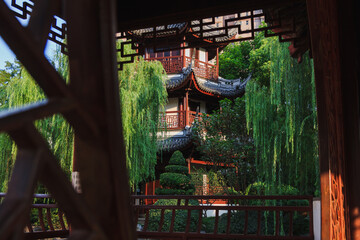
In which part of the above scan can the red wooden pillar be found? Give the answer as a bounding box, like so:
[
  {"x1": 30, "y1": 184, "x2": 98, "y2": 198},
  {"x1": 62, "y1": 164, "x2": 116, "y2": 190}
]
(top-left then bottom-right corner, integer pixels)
[
  {"x1": 153, "y1": 181, "x2": 156, "y2": 195},
  {"x1": 182, "y1": 38, "x2": 186, "y2": 68},
  {"x1": 188, "y1": 158, "x2": 191, "y2": 174},
  {"x1": 185, "y1": 90, "x2": 189, "y2": 126}
]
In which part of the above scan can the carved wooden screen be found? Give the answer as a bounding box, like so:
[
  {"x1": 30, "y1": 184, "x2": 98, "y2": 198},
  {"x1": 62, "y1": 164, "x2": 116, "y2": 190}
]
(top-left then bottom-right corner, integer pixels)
[{"x1": 0, "y1": 0, "x2": 135, "y2": 239}]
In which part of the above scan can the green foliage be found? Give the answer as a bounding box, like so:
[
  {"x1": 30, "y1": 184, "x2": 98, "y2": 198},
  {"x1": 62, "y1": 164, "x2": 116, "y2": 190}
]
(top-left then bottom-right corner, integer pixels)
[
  {"x1": 219, "y1": 41, "x2": 253, "y2": 79},
  {"x1": 248, "y1": 33, "x2": 272, "y2": 87},
  {"x1": 245, "y1": 38, "x2": 320, "y2": 196},
  {"x1": 192, "y1": 98, "x2": 256, "y2": 192},
  {"x1": 218, "y1": 28, "x2": 269, "y2": 81},
  {"x1": 165, "y1": 165, "x2": 188, "y2": 175},
  {"x1": 201, "y1": 29, "x2": 319, "y2": 199},
  {"x1": 169, "y1": 150, "x2": 186, "y2": 165},
  {"x1": 156, "y1": 151, "x2": 194, "y2": 195},
  {"x1": 155, "y1": 188, "x2": 194, "y2": 195},
  {"x1": 191, "y1": 169, "x2": 226, "y2": 195},
  {"x1": 118, "y1": 40, "x2": 168, "y2": 188},
  {"x1": 0, "y1": 133, "x2": 14, "y2": 191},
  {"x1": 0, "y1": 50, "x2": 73, "y2": 193},
  {"x1": 202, "y1": 210, "x2": 309, "y2": 236},
  {"x1": 245, "y1": 182, "x2": 299, "y2": 196},
  {"x1": 148, "y1": 199, "x2": 199, "y2": 232},
  {"x1": 0, "y1": 42, "x2": 167, "y2": 192},
  {"x1": 159, "y1": 173, "x2": 190, "y2": 189}
]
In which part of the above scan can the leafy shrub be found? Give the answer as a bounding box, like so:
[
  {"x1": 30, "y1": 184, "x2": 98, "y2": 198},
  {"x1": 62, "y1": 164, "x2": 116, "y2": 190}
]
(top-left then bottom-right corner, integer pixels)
[
  {"x1": 156, "y1": 151, "x2": 194, "y2": 195},
  {"x1": 245, "y1": 182, "x2": 300, "y2": 196},
  {"x1": 169, "y1": 150, "x2": 186, "y2": 165},
  {"x1": 190, "y1": 169, "x2": 227, "y2": 195},
  {"x1": 165, "y1": 165, "x2": 189, "y2": 175},
  {"x1": 155, "y1": 188, "x2": 194, "y2": 195},
  {"x1": 244, "y1": 182, "x2": 309, "y2": 206},
  {"x1": 202, "y1": 210, "x2": 309, "y2": 236},
  {"x1": 148, "y1": 199, "x2": 200, "y2": 232}
]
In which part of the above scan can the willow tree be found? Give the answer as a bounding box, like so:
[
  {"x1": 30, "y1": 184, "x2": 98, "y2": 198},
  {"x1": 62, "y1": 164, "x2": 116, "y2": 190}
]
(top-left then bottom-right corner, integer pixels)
[
  {"x1": 245, "y1": 37, "x2": 319, "y2": 196},
  {"x1": 118, "y1": 43, "x2": 168, "y2": 188},
  {"x1": 0, "y1": 50, "x2": 73, "y2": 192}
]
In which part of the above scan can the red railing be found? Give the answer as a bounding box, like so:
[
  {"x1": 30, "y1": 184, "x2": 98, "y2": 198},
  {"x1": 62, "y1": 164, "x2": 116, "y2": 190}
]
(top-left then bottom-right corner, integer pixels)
[
  {"x1": 159, "y1": 110, "x2": 202, "y2": 129},
  {"x1": 132, "y1": 195, "x2": 314, "y2": 240},
  {"x1": 159, "y1": 110, "x2": 185, "y2": 129},
  {"x1": 0, "y1": 193, "x2": 69, "y2": 239},
  {"x1": 145, "y1": 55, "x2": 218, "y2": 80},
  {"x1": 193, "y1": 58, "x2": 218, "y2": 80},
  {"x1": 145, "y1": 55, "x2": 185, "y2": 74}
]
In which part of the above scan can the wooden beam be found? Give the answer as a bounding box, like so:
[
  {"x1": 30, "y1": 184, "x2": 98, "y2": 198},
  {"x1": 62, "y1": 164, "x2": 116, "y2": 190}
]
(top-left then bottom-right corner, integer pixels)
[
  {"x1": 116, "y1": 0, "x2": 302, "y2": 32},
  {"x1": 0, "y1": 1, "x2": 70, "y2": 98},
  {"x1": 8, "y1": 123, "x2": 105, "y2": 236},
  {"x1": 66, "y1": 0, "x2": 136, "y2": 238},
  {"x1": 0, "y1": 147, "x2": 43, "y2": 239},
  {"x1": 27, "y1": 0, "x2": 61, "y2": 50},
  {"x1": 0, "y1": 99, "x2": 75, "y2": 132}
]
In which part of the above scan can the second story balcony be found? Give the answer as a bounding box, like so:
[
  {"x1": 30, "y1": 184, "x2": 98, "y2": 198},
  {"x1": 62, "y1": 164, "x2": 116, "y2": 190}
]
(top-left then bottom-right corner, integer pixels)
[
  {"x1": 145, "y1": 48, "x2": 219, "y2": 81},
  {"x1": 159, "y1": 110, "x2": 203, "y2": 130}
]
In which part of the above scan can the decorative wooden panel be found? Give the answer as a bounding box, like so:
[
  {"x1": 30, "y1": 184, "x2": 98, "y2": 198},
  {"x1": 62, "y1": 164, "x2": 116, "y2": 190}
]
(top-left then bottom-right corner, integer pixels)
[
  {"x1": 0, "y1": 0, "x2": 136, "y2": 239},
  {"x1": 9, "y1": 1, "x2": 308, "y2": 70}
]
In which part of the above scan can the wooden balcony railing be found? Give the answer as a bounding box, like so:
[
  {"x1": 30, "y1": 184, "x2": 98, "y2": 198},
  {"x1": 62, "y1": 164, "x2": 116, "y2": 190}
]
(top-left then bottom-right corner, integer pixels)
[
  {"x1": 1, "y1": 193, "x2": 314, "y2": 239},
  {"x1": 193, "y1": 58, "x2": 218, "y2": 80},
  {"x1": 145, "y1": 55, "x2": 185, "y2": 74},
  {"x1": 0, "y1": 193, "x2": 69, "y2": 239},
  {"x1": 145, "y1": 55, "x2": 218, "y2": 80},
  {"x1": 132, "y1": 195, "x2": 314, "y2": 240},
  {"x1": 159, "y1": 110, "x2": 202, "y2": 130}
]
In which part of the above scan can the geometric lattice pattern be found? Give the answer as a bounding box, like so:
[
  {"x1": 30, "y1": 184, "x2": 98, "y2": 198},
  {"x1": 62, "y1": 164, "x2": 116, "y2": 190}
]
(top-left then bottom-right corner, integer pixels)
[
  {"x1": 117, "y1": 3, "x2": 309, "y2": 69},
  {"x1": 10, "y1": 1, "x2": 309, "y2": 70},
  {"x1": 2, "y1": 0, "x2": 135, "y2": 238}
]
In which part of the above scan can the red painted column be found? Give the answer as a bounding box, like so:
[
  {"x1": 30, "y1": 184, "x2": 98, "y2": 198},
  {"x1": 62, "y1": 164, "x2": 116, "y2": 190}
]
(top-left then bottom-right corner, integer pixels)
[
  {"x1": 182, "y1": 39, "x2": 186, "y2": 68},
  {"x1": 185, "y1": 90, "x2": 189, "y2": 126},
  {"x1": 188, "y1": 158, "x2": 191, "y2": 174}
]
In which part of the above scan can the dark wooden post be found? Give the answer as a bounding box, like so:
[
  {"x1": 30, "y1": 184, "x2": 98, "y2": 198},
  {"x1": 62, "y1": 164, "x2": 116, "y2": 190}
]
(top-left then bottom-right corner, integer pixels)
[
  {"x1": 307, "y1": 0, "x2": 360, "y2": 239},
  {"x1": 66, "y1": 0, "x2": 136, "y2": 238}
]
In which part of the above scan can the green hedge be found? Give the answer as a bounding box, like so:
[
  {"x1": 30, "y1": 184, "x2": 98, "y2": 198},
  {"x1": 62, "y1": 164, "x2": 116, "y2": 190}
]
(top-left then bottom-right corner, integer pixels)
[
  {"x1": 165, "y1": 165, "x2": 189, "y2": 175},
  {"x1": 169, "y1": 150, "x2": 186, "y2": 165},
  {"x1": 160, "y1": 173, "x2": 190, "y2": 188},
  {"x1": 202, "y1": 211, "x2": 309, "y2": 236},
  {"x1": 148, "y1": 199, "x2": 200, "y2": 232},
  {"x1": 155, "y1": 188, "x2": 194, "y2": 195},
  {"x1": 156, "y1": 151, "x2": 194, "y2": 195}
]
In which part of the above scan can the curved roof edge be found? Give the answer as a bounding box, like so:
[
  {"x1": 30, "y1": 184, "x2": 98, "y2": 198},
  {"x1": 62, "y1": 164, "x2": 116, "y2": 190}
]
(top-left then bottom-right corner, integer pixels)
[
  {"x1": 157, "y1": 128, "x2": 192, "y2": 153},
  {"x1": 166, "y1": 65, "x2": 251, "y2": 98}
]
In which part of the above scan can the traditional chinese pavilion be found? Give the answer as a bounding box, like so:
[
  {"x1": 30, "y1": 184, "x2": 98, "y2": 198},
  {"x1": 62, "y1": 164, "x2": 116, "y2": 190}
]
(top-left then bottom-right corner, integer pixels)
[{"x1": 131, "y1": 17, "x2": 254, "y2": 196}]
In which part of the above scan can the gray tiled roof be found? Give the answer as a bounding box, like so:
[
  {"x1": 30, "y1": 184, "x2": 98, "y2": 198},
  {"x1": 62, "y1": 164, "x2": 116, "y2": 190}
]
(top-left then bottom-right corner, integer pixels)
[
  {"x1": 157, "y1": 128, "x2": 193, "y2": 152},
  {"x1": 166, "y1": 64, "x2": 251, "y2": 97}
]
